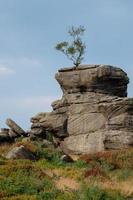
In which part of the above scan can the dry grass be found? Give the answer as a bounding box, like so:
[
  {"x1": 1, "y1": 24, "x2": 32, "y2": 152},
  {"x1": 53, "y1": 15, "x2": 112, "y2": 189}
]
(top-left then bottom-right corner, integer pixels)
[
  {"x1": 82, "y1": 148, "x2": 133, "y2": 198},
  {"x1": 0, "y1": 141, "x2": 132, "y2": 199},
  {"x1": 55, "y1": 177, "x2": 80, "y2": 191},
  {"x1": 99, "y1": 179, "x2": 133, "y2": 196},
  {"x1": 81, "y1": 148, "x2": 133, "y2": 169},
  {"x1": 0, "y1": 143, "x2": 13, "y2": 155}
]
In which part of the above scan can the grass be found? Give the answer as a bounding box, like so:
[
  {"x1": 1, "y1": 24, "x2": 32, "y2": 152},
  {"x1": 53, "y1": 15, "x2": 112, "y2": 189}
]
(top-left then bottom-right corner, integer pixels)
[
  {"x1": 82, "y1": 185, "x2": 125, "y2": 200},
  {"x1": 0, "y1": 140, "x2": 132, "y2": 199}
]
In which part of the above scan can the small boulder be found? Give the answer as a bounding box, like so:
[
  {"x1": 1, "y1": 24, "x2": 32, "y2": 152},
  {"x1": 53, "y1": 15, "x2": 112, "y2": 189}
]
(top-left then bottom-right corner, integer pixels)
[
  {"x1": 5, "y1": 145, "x2": 35, "y2": 160},
  {"x1": 60, "y1": 154, "x2": 74, "y2": 162}
]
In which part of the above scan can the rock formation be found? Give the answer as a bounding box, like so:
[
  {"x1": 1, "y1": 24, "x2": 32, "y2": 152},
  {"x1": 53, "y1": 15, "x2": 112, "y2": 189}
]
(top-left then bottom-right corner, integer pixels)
[
  {"x1": 6, "y1": 118, "x2": 26, "y2": 137},
  {"x1": 0, "y1": 119, "x2": 27, "y2": 143},
  {"x1": 30, "y1": 65, "x2": 133, "y2": 154},
  {"x1": 0, "y1": 128, "x2": 13, "y2": 143}
]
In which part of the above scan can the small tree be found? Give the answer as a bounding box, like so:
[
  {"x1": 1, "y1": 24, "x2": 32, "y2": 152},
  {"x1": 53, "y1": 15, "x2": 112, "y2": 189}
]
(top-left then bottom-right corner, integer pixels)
[{"x1": 55, "y1": 25, "x2": 86, "y2": 67}]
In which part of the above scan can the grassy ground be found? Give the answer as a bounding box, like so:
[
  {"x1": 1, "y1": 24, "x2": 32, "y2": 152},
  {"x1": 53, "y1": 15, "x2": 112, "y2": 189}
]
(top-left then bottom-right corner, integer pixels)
[{"x1": 0, "y1": 140, "x2": 132, "y2": 200}]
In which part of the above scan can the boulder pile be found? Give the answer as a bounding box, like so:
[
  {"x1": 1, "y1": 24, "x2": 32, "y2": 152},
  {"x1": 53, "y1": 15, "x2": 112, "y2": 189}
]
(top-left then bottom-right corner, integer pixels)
[
  {"x1": 0, "y1": 118, "x2": 27, "y2": 143},
  {"x1": 30, "y1": 65, "x2": 133, "y2": 154}
]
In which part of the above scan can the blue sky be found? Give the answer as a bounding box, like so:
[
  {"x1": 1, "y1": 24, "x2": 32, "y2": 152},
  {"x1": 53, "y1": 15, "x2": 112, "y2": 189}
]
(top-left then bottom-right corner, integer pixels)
[{"x1": 0, "y1": 0, "x2": 133, "y2": 130}]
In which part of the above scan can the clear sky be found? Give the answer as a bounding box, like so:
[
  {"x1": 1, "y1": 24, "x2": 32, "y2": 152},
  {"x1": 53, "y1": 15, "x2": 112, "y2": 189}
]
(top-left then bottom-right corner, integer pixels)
[{"x1": 0, "y1": 0, "x2": 133, "y2": 130}]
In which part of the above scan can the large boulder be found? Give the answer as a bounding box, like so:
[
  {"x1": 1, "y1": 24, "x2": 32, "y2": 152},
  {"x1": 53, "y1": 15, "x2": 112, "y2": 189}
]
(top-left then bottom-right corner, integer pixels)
[{"x1": 30, "y1": 65, "x2": 133, "y2": 154}]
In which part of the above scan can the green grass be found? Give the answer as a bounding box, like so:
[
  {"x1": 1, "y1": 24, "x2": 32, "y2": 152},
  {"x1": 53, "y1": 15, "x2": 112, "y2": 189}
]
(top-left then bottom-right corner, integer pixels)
[
  {"x1": 0, "y1": 140, "x2": 132, "y2": 199},
  {"x1": 83, "y1": 186, "x2": 125, "y2": 200}
]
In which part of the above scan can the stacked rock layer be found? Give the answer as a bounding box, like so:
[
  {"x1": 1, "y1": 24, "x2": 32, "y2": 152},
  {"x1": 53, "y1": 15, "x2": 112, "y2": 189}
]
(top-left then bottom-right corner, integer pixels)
[{"x1": 30, "y1": 65, "x2": 133, "y2": 154}]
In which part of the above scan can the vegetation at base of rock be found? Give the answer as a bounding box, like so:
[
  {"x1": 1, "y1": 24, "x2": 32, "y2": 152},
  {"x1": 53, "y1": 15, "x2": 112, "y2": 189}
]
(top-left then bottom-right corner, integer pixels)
[
  {"x1": 55, "y1": 25, "x2": 86, "y2": 67},
  {"x1": 0, "y1": 141, "x2": 132, "y2": 200},
  {"x1": 81, "y1": 149, "x2": 133, "y2": 171}
]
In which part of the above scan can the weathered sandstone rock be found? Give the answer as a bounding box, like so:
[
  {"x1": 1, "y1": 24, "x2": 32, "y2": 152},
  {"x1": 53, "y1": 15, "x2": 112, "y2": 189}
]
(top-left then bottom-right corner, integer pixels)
[
  {"x1": 8, "y1": 129, "x2": 19, "y2": 138},
  {"x1": 30, "y1": 64, "x2": 133, "y2": 154},
  {"x1": 5, "y1": 145, "x2": 35, "y2": 160},
  {"x1": 6, "y1": 118, "x2": 26, "y2": 137},
  {"x1": 0, "y1": 128, "x2": 12, "y2": 143}
]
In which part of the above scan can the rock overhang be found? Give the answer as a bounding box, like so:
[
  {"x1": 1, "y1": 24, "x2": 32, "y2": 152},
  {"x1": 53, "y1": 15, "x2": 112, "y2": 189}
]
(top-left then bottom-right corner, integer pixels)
[
  {"x1": 55, "y1": 65, "x2": 129, "y2": 97},
  {"x1": 30, "y1": 64, "x2": 133, "y2": 154}
]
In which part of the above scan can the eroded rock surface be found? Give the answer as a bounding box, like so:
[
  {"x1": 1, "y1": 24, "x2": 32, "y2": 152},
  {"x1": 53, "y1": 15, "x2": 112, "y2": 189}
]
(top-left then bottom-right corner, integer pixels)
[
  {"x1": 6, "y1": 118, "x2": 26, "y2": 137},
  {"x1": 0, "y1": 119, "x2": 27, "y2": 144},
  {"x1": 0, "y1": 128, "x2": 12, "y2": 143},
  {"x1": 30, "y1": 64, "x2": 133, "y2": 154}
]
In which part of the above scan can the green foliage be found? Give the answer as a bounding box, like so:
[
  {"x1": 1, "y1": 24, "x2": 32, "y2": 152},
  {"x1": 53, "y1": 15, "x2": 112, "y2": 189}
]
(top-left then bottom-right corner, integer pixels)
[
  {"x1": 73, "y1": 159, "x2": 88, "y2": 168},
  {"x1": 55, "y1": 191, "x2": 80, "y2": 200},
  {"x1": 37, "y1": 191, "x2": 57, "y2": 200},
  {"x1": 45, "y1": 131, "x2": 53, "y2": 143},
  {"x1": 35, "y1": 145, "x2": 63, "y2": 164},
  {"x1": 0, "y1": 142, "x2": 132, "y2": 200},
  {"x1": 55, "y1": 25, "x2": 86, "y2": 67},
  {"x1": 0, "y1": 159, "x2": 58, "y2": 199},
  {"x1": 83, "y1": 186, "x2": 126, "y2": 200},
  {"x1": 117, "y1": 168, "x2": 133, "y2": 181}
]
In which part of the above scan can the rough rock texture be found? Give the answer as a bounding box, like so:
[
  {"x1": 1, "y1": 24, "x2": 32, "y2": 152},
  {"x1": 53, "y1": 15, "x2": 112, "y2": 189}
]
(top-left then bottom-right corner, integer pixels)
[
  {"x1": 0, "y1": 128, "x2": 13, "y2": 143},
  {"x1": 5, "y1": 145, "x2": 35, "y2": 160},
  {"x1": 0, "y1": 119, "x2": 28, "y2": 144},
  {"x1": 30, "y1": 64, "x2": 133, "y2": 154},
  {"x1": 0, "y1": 119, "x2": 27, "y2": 144},
  {"x1": 6, "y1": 118, "x2": 26, "y2": 137}
]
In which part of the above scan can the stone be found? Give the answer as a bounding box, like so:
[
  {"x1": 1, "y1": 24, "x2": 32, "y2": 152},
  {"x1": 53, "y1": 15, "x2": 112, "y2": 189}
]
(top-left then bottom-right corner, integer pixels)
[
  {"x1": 8, "y1": 129, "x2": 19, "y2": 138},
  {"x1": 29, "y1": 127, "x2": 46, "y2": 139},
  {"x1": 6, "y1": 118, "x2": 26, "y2": 137},
  {"x1": 30, "y1": 65, "x2": 133, "y2": 154},
  {"x1": 104, "y1": 130, "x2": 133, "y2": 150},
  {"x1": 0, "y1": 130, "x2": 12, "y2": 143},
  {"x1": 30, "y1": 112, "x2": 68, "y2": 138},
  {"x1": 5, "y1": 145, "x2": 35, "y2": 160},
  {"x1": 60, "y1": 132, "x2": 105, "y2": 154},
  {"x1": 67, "y1": 111, "x2": 106, "y2": 136},
  {"x1": 55, "y1": 65, "x2": 129, "y2": 97},
  {"x1": 1, "y1": 128, "x2": 9, "y2": 133},
  {"x1": 60, "y1": 154, "x2": 74, "y2": 162}
]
